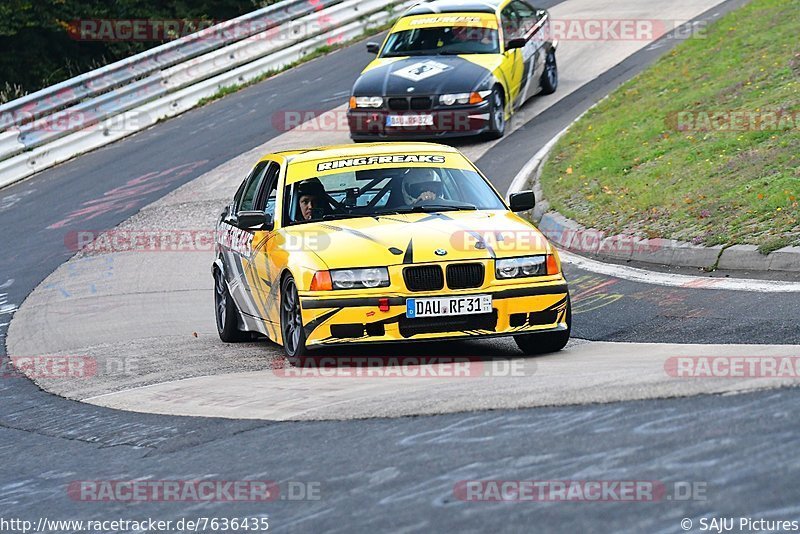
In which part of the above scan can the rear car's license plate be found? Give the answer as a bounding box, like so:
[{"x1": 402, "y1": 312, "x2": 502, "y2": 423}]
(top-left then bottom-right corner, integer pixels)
[
  {"x1": 386, "y1": 114, "x2": 434, "y2": 127},
  {"x1": 406, "y1": 295, "x2": 492, "y2": 318}
]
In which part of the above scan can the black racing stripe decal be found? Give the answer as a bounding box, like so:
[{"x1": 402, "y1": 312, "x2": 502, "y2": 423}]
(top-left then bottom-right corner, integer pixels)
[
  {"x1": 380, "y1": 216, "x2": 413, "y2": 224},
  {"x1": 343, "y1": 227, "x2": 385, "y2": 245},
  {"x1": 303, "y1": 296, "x2": 406, "y2": 310},
  {"x1": 261, "y1": 272, "x2": 283, "y2": 340},
  {"x1": 320, "y1": 223, "x2": 385, "y2": 246},
  {"x1": 466, "y1": 229, "x2": 495, "y2": 259},
  {"x1": 303, "y1": 308, "x2": 342, "y2": 339},
  {"x1": 373, "y1": 312, "x2": 405, "y2": 326},
  {"x1": 545, "y1": 295, "x2": 569, "y2": 311},
  {"x1": 403, "y1": 239, "x2": 414, "y2": 264},
  {"x1": 416, "y1": 212, "x2": 497, "y2": 259},
  {"x1": 302, "y1": 284, "x2": 567, "y2": 311},
  {"x1": 492, "y1": 284, "x2": 569, "y2": 300},
  {"x1": 416, "y1": 213, "x2": 448, "y2": 223},
  {"x1": 227, "y1": 251, "x2": 262, "y2": 320}
]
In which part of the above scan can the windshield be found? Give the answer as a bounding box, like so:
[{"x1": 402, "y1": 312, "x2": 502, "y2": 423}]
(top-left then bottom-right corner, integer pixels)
[
  {"x1": 285, "y1": 166, "x2": 506, "y2": 225},
  {"x1": 381, "y1": 26, "x2": 500, "y2": 57}
]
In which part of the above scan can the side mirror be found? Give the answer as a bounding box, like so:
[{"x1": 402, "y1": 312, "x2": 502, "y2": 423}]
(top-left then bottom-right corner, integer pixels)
[
  {"x1": 505, "y1": 38, "x2": 526, "y2": 51},
  {"x1": 366, "y1": 42, "x2": 380, "y2": 54},
  {"x1": 509, "y1": 190, "x2": 535, "y2": 212},
  {"x1": 237, "y1": 211, "x2": 273, "y2": 230}
]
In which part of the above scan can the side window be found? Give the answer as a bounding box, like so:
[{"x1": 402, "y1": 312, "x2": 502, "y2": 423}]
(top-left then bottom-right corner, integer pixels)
[
  {"x1": 511, "y1": 1, "x2": 539, "y2": 36},
  {"x1": 500, "y1": 5, "x2": 521, "y2": 44},
  {"x1": 232, "y1": 168, "x2": 254, "y2": 212},
  {"x1": 237, "y1": 162, "x2": 269, "y2": 213},
  {"x1": 254, "y1": 162, "x2": 281, "y2": 219}
]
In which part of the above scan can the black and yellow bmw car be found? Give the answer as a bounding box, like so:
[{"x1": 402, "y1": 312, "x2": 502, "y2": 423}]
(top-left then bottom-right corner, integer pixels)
[
  {"x1": 348, "y1": 0, "x2": 558, "y2": 140},
  {"x1": 214, "y1": 143, "x2": 570, "y2": 358}
]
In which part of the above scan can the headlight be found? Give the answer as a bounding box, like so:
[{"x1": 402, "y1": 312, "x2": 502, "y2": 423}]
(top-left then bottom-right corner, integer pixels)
[
  {"x1": 439, "y1": 93, "x2": 472, "y2": 106},
  {"x1": 350, "y1": 96, "x2": 383, "y2": 109},
  {"x1": 439, "y1": 91, "x2": 490, "y2": 106},
  {"x1": 495, "y1": 255, "x2": 553, "y2": 279},
  {"x1": 330, "y1": 267, "x2": 390, "y2": 289}
]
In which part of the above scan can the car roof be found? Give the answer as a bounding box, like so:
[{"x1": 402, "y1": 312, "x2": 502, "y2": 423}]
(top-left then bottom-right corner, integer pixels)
[
  {"x1": 404, "y1": 0, "x2": 508, "y2": 16},
  {"x1": 268, "y1": 142, "x2": 463, "y2": 165}
]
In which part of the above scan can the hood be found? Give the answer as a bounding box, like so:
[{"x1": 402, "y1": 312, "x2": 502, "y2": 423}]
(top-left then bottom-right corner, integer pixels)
[
  {"x1": 281, "y1": 210, "x2": 551, "y2": 270},
  {"x1": 354, "y1": 55, "x2": 500, "y2": 97}
]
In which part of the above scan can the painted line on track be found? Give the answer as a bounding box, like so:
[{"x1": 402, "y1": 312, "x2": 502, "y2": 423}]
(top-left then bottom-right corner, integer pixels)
[{"x1": 560, "y1": 250, "x2": 800, "y2": 292}]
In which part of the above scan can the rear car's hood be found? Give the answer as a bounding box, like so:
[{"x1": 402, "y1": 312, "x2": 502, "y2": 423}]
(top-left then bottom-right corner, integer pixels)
[
  {"x1": 283, "y1": 210, "x2": 551, "y2": 270},
  {"x1": 354, "y1": 55, "x2": 500, "y2": 96}
]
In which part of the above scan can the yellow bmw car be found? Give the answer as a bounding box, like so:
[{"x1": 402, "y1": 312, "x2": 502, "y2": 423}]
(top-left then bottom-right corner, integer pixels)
[
  {"x1": 213, "y1": 142, "x2": 570, "y2": 358},
  {"x1": 348, "y1": 0, "x2": 558, "y2": 140}
]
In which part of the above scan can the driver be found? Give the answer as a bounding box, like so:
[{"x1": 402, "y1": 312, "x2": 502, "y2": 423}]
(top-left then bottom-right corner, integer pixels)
[
  {"x1": 295, "y1": 178, "x2": 328, "y2": 221},
  {"x1": 401, "y1": 168, "x2": 444, "y2": 205},
  {"x1": 452, "y1": 25, "x2": 495, "y2": 47}
]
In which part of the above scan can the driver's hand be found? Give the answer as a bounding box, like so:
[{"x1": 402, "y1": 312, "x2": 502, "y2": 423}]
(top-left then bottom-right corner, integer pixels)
[{"x1": 414, "y1": 191, "x2": 437, "y2": 203}]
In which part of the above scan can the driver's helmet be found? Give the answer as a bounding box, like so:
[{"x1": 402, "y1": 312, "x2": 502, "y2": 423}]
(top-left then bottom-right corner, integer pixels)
[
  {"x1": 296, "y1": 178, "x2": 326, "y2": 198},
  {"x1": 294, "y1": 178, "x2": 327, "y2": 220},
  {"x1": 401, "y1": 168, "x2": 443, "y2": 205}
]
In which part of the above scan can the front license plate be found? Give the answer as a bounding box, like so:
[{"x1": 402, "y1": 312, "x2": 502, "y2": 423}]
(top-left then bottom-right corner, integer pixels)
[
  {"x1": 406, "y1": 295, "x2": 492, "y2": 318},
  {"x1": 386, "y1": 114, "x2": 434, "y2": 127}
]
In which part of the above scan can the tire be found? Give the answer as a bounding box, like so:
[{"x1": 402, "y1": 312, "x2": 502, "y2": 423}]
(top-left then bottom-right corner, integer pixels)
[
  {"x1": 514, "y1": 297, "x2": 571, "y2": 355},
  {"x1": 280, "y1": 274, "x2": 309, "y2": 360},
  {"x1": 484, "y1": 87, "x2": 506, "y2": 140},
  {"x1": 214, "y1": 268, "x2": 249, "y2": 342},
  {"x1": 539, "y1": 49, "x2": 558, "y2": 95}
]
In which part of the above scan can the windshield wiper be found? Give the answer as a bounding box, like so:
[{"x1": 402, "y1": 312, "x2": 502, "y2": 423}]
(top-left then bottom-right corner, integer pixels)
[
  {"x1": 381, "y1": 203, "x2": 478, "y2": 214},
  {"x1": 320, "y1": 212, "x2": 363, "y2": 222},
  {"x1": 383, "y1": 50, "x2": 437, "y2": 57}
]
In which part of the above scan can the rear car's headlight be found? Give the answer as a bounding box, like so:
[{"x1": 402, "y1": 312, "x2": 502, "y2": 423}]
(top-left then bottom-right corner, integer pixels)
[
  {"x1": 330, "y1": 267, "x2": 390, "y2": 289},
  {"x1": 350, "y1": 96, "x2": 383, "y2": 109},
  {"x1": 495, "y1": 255, "x2": 559, "y2": 279},
  {"x1": 439, "y1": 91, "x2": 489, "y2": 106}
]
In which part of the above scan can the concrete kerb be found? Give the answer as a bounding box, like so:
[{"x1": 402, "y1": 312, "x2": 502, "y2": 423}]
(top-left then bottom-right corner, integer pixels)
[{"x1": 509, "y1": 125, "x2": 800, "y2": 273}]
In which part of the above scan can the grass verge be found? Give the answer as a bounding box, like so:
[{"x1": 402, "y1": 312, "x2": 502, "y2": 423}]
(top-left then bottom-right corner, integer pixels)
[{"x1": 539, "y1": 0, "x2": 799, "y2": 253}]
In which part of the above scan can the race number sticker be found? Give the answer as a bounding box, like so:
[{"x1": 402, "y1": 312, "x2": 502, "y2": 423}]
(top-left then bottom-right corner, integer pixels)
[{"x1": 392, "y1": 60, "x2": 452, "y2": 82}]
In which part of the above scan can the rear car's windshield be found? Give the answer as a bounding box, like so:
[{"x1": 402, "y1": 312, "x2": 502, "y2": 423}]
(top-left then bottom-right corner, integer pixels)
[
  {"x1": 285, "y1": 166, "x2": 506, "y2": 225},
  {"x1": 381, "y1": 26, "x2": 500, "y2": 56}
]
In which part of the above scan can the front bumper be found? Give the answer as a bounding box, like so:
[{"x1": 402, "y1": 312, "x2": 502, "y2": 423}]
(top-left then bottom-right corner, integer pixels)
[
  {"x1": 348, "y1": 100, "x2": 493, "y2": 140},
  {"x1": 299, "y1": 281, "x2": 569, "y2": 348}
]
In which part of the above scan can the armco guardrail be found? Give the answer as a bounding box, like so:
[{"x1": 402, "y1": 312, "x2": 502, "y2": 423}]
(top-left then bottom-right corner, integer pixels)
[
  {"x1": 2, "y1": 0, "x2": 364, "y2": 159},
  {"x1": 0, "y1": 0, "x2": 415, "y2": 189},
  {"x1": 0, "y1": 0, "x2": 342, "y2": 131}
]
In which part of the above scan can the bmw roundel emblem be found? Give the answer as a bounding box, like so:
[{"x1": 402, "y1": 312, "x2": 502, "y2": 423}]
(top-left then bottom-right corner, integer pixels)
[{"x1": 434, "y1": 249, "x2": 447, "y2": 256}]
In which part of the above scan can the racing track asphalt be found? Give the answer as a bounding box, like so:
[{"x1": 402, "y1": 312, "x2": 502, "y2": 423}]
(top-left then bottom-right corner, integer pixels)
[{"x1": 2, "y1": 0, "x2": 800, "y2": 530}]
